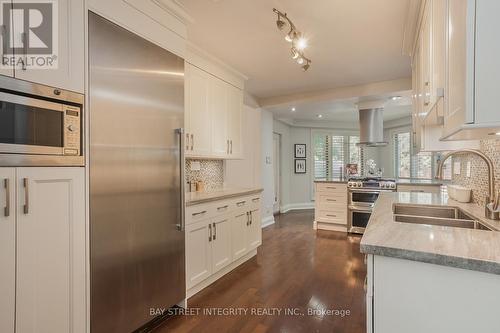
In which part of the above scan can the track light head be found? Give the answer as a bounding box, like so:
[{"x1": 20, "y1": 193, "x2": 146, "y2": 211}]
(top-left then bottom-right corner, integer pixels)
[
  {"x1": 302, "y1": 62, "x2": 310, "y2": 71},
  {"x1": 291, "y1": 47, "x2": 299, "y2": 59}
]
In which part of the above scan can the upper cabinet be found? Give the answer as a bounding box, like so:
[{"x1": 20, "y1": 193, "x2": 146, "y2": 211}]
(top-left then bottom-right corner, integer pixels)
[
  {"x1": 411, "y1": 0, "x2": 498, "y2": 148},
  {"x1": 0, "y1": 0, "x2": 84, "y2": 93},
  {"x1": 185, "y1": 61, "x2": 244, "y2": 160}
]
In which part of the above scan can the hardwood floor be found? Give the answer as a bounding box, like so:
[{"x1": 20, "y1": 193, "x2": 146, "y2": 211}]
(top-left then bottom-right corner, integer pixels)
[{"x1": 155, "y1": 210, "x2": 366, "y2": 333}]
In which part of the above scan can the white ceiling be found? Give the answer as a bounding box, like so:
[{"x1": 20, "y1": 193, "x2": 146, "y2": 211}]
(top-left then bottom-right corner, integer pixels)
[
  {"x1": 179, "y1": 0, "x2": 412, "y2": 100},
  {"x1": 267, "y1": 93, "x2": 412, "y2": 124}
]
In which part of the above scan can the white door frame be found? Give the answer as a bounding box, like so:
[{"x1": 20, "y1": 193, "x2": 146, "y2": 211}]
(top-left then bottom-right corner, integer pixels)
[{"x1": 273, "y1": 132, "x2": 281, "y2": 214}]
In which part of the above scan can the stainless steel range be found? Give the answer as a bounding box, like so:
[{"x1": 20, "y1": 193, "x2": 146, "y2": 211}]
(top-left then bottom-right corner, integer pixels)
[{"x1": 347, "y1": 177, "x2": 397, "y2": 234}]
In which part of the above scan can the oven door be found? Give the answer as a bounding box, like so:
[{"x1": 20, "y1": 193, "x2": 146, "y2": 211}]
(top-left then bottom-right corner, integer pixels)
[
  {"x1": 0, "y1": 91, "x2": 65, "y2": 155},
  {"x1": 348, "y1": 207, "x2": 372, "y2": 234},
  {"x1": 349, "y1": 190, "x2": 381, "y2": 207}
]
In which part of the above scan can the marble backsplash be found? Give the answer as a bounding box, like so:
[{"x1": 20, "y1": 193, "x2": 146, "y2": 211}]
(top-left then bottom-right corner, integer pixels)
[
  {"x1": 185, "y1": 159, "x2": 224, "y2": 192},
  {"x1": 451, "y1": 139, "x2": 500, "y2": 206}
]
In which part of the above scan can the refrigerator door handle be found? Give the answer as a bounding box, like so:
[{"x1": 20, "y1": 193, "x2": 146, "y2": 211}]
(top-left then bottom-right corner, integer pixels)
[{"x1": 177, "y1": 128, "x2": 186, "y2": 231}]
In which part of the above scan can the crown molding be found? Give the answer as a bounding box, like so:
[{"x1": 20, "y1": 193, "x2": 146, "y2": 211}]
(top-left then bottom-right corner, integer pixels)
[{"x1": 152, "y1": 0, "x2": 194, "y2": 25}]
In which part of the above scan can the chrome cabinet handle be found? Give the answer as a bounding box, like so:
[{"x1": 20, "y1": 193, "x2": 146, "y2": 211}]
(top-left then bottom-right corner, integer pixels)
[
  {"x1": 326, "y1": 199, "x2": 337, "y2": 202},
  {"x1": 230, "y1": 140, "x2": 233, "y2": 154},
  {"x1": 249, "y1": 211, "x2": 253, "y2": 225},
  {"x1": 226, "y1": 139, "x2": 229, "y2": 154},
  {"x1": 190, "y1": 134, "x2": 194, "y2": 151},
  {"x1": 209, "y1": 224, "x2": 212, "y2": 242},
  {"x1": 177, "y1": 128, "x2": 185, "y2": 231},
  {"x1": 252, "y1": 198, "x2": 260, "y2": 202},
  {"x1": 192, "y1": 210, "x2": 207, "y2": 216},
  {"x1": 212, "y1": 222, "x2": 216, "y2": 240},
  {"x1": 4, "y1": 179, "x2": 9, "y2": 217},
  {"x1": 185, "y1": 133, "x2": 190, "y2": 151},
  {"x1": 21, "y1": 32, "x2": 27, "y2": 70},
  {"x1": 236, "y1": 200, "x2": 246, "y2": 206},
  {"x1": 217, "y1": 205, "x2": 228, "y2": 211},
  {"x1": 246, "y1": 212, "x2": 250, "y2": 226},
  {"x1": 23, "y1": 178, "x2": 29, "y2": 214},
  {"x1": 326, "y1": 186, "x2": 337, "y2": 189},
  {"x1": 326, "y1": 214, "x2": 337, "y2": 218}
]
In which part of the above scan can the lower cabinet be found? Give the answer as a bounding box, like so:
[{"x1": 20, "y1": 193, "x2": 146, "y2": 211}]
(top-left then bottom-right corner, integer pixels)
[
  {"x1": 185, "y1": 193, "x2": 262, "y2": 294},
  {"x1": 0, "y1": 167, "x2": 86, "y2": 333}
]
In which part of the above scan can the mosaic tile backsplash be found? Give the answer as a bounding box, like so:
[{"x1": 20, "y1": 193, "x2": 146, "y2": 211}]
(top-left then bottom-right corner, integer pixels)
[
  {"x1": 185, "y1": 159, "x2": 224, "y2": 192},
  {"x1": 452, "y1": 139, "x2": 500, "y2": 206}
]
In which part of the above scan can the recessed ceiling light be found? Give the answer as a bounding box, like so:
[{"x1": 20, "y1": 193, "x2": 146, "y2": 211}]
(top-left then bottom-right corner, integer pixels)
[
  {"x1": 317, "y1": 114, "x2": 323, "y2": 118},
  {"x1": 291, "y1": 107, "x2": 296, "y2": 112}
]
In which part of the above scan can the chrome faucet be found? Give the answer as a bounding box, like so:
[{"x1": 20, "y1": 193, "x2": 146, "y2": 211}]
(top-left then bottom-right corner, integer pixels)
[{"x1": 435, "y1": 149, "x2": 499, "y2": 220}]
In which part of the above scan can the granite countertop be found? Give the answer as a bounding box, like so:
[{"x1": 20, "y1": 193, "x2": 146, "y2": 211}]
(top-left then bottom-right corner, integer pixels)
[
  {"x1": 396, "y1": 178, "x2": 444, "y2": 186},
  {"x1": 315, "y1": 178, "x2": 443, "y2": 185},
  {"x1": 314, "y1": 178, "x2": 348, "y2": 184},
  {"x1": 361, "y1": 192, "x2": 500, "y2": 275},
  {"x1": 186, "y1": 187, "x2": 263, "y2": 206}
]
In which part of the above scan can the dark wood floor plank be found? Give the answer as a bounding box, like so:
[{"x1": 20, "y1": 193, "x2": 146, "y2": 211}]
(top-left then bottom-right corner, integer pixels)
[{"x1": 155, "y1": 210, "x2": 366, "y2": 333}]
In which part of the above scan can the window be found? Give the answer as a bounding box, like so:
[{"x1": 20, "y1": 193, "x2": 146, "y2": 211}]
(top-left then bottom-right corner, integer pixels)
[
  {"x1": 393, "y1": 131, "x2": 451, "y2": 180},
  {"x1": 312, "y1": 131, "x2": 364, "y2": 180}
]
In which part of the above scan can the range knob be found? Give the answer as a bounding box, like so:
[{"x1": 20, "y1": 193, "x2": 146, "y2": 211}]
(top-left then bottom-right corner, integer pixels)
[
  {"x1": 357, "y1": 182, "x2": 362, "y2": 188},
  {"x1": 390, "y1": 183, "x2": 396, "y2": 189}
]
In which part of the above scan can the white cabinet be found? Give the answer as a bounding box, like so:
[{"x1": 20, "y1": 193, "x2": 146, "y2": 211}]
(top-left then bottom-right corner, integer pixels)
[
  {"x1": 248, "y1": 207, "x2": 262, "y2": 250},
  {"x1": 441, "y1": 0, "x2": 500, "y2": 139},
  {"x1": 185, "y1": 63, "x2": 212, "y2": 157},
  {"x1": 0, "y1": 167, "x2": 85, "y2": 333},
  {"x1": 314, "y1": 183, "x2": 348, "y2": 232},
  {"x1": 185, "y1": 220, "x2": 212, "y2": 289},
  {"x1": 4, "y1": 0, "x2": 85, "y2": 92},
  {"x1": 211, "y1": 215, "x2": 232, "y2": 273},
  {"x1": 0, "y1": 168, "x2": 15, "y2": 333},
  {"x1": 185, "y1": 192, "x2": 262, "y2": 295},
  {"x1": 210, "y1": 76, "x2": 229, "y2": 157},
  {"x1": 227, "y1": 84, "x2": 243, "y2": 158},
  {"x1": 411, "y1": 0, "x2": 482, "y2": 149},
  {"x1": 231, "y1": 211, "x2": 249, "y2": 260},
  {"x1": 185, "y1": 61, "x2": 244, "y2": 159}
]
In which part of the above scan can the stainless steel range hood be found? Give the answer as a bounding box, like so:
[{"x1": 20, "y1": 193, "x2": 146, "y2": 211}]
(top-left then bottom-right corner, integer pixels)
[{"x1": 357, "y1": 100, "x2": 388, "y2": 147}]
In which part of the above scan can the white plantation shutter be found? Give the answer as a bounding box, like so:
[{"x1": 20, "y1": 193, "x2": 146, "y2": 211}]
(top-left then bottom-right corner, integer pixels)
[
  {"x1": 394, "y1": 132, "x2": 411, "y2": 178},
  {"x1": 313, "y1": 133, "x2": 329, "y2": 179},
  {"x1": 331, "y1": 135, "x2": 345, "y2": 179},
  {"x1": 413, "y1": 152, "x2": 433, "y2": 179}
]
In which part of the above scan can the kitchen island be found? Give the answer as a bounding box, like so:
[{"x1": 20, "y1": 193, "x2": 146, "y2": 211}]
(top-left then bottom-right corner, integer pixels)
[{"x1": 361, "y1": 192, "x2": 500, "y2": 333}]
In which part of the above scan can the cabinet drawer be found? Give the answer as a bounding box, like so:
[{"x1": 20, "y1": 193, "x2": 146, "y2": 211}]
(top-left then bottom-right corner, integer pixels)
[
  {"x1": 316, "y1": 183, "x2": 347, "y2": 193},
  {"x1": 187, "y1": 204, "x2": 214, "y2": 224},
  {"x1": 397, "y1": 184, "x2": 442, "y2": 194},
  {"x1": 316, "y1": 193, "x2": 347, "y2": 205},
  {"x1": 315, "y1": 209, "x2": 347, "y2": 225}
]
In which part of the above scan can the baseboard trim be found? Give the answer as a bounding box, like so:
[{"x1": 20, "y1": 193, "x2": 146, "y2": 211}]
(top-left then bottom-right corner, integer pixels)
[
  {"x1": 186, "y1": 249, "x2": 258, "y2": 300},
  {"x1": 261, "y1": 215, "x2": 275, "y2": 228},
  {"x1": 280, "y1": 202, "x2": 314, "y2": 214},
  {"x1": 314, "y1": 220, "x2": 347, "y2": 232}
]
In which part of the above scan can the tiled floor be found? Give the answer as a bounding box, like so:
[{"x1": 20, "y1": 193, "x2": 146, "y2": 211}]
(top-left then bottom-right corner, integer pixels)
[{"x1": 155, "y1": 210, "x2": 366, "y2": 333}]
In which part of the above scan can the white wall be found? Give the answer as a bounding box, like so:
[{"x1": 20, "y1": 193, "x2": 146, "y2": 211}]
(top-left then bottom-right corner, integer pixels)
[
  {"x1": 273, "y1": 120, "x2": 291, "y2": 210},
  {"x1": 260, "y1": 110, "x2": 275, "y2": 225}
]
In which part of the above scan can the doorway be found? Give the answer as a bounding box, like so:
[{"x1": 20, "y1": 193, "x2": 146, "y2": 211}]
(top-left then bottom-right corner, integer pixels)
[{"x1": 273, "y1": 133, "x2": 281, "y2": 214}]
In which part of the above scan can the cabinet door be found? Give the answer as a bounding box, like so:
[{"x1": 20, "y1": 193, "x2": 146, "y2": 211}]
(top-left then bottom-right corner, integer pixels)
[
  {"x1": 16, "y1": 167, "x2": 85, "y2": 333},
  {"x1": 13, "y1": 0, "x2": 84, "y2": 92},
  {"x1": 0, "y1": 168, "x2": 15, "y2": 333},
  {"x1": 227, "y1": 84, "x2": 243, "y2": 158},
  {"x1": 248, "y1": 208, "x2": 262, "y2": 250},
  {"x1": 185, "y1": 63, "x2": 212, "y2": 156},
  {"x1": 211, "y1": 215, "x2": 232, "y2": 274},
  {"x1": 185, "y1": 219, "x2": 212, "y2": 289},
  {"x1": 474, "y1": 0, "x2": 500, "y2": 125},
  {"x1": 210, "y1": 77, "x2": 228, "y2": 157},
  {"x1": 231, "y1": 211, "x2": 248, "y2": 260},
  {"x1": 444, "y1": 0, "x2": 474, "y2": 134}
]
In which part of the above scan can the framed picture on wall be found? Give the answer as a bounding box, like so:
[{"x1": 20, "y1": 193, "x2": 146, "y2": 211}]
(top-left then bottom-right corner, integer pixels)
[
  {"x1": 294, "y1": 144, "x2": 306, "y2": 158},
  {"x1": 295, "y1": 159, "x2": 306, "y2": 174}
]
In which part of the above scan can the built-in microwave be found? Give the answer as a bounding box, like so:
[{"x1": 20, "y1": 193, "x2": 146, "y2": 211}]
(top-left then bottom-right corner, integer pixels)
[{"x1": 0, "y1": 77, "x2": 84, "y2": 166}]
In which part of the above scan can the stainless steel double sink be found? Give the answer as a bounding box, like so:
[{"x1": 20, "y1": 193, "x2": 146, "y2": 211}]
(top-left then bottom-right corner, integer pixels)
[{"x1": 393, "y1": 204, "x2": 492, "y2": 231}]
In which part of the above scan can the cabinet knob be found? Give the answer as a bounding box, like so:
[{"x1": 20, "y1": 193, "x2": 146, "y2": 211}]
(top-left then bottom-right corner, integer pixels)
[{"x1": 54, "y1": 89, "x2": 61, "y2": 96}]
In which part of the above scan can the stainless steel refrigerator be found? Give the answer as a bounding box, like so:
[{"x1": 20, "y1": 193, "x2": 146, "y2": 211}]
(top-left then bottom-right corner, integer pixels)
[{"x1": 89, "y1": 12, "x2": 185, "y2": 333}]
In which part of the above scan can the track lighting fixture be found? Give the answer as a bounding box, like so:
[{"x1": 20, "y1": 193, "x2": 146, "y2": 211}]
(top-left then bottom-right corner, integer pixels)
[{"x1": 273, "y1": 8, "x2": 312, "y2": 71}]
